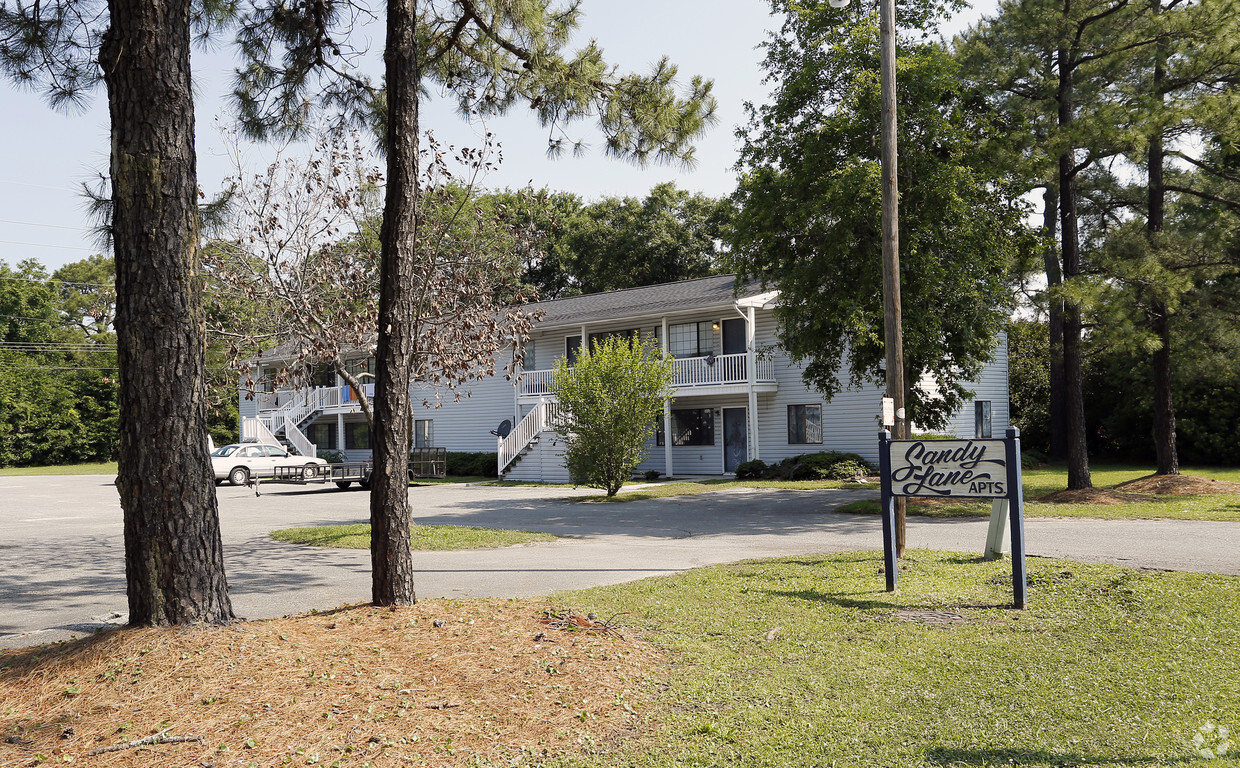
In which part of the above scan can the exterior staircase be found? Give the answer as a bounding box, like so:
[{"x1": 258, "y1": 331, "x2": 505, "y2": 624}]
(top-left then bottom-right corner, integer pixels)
[
  {"x1": 497, "y1": 399, "x2": 566, "y2": 480},
  {"x1": 241, "y1": 387, "x2": 339, "y2": 456}
]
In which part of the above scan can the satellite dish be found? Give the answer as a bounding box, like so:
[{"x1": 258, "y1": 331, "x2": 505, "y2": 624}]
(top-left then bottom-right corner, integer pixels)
[{"x1": 490, "y1": 419, "x2": 513, "y2": 438}]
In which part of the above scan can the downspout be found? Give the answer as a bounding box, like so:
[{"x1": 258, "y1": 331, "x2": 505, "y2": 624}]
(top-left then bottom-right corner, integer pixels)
[
  {"x1": 734, "y1": 303, "x2": 759, "y2": 462},
  {"x1": 662, "y1": 315, "x2": 673, "y2": 479}
]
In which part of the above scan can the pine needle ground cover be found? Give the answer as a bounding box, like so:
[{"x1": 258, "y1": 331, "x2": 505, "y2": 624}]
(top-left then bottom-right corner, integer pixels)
[
  {"x1": 1, "y1": 600, "x2": 652, "y2": 767},
  {"x1": 3, "y1": 553, "x2": 1237, "y2": 767}
]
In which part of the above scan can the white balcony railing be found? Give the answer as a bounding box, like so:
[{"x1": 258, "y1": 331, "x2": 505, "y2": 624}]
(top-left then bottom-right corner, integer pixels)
[
  {"x1": 256, "y1": 383, "x2": 368, "y2": 415},
  {"x1": 516, "y1": 352, "x2": 774, "y2": 398}
]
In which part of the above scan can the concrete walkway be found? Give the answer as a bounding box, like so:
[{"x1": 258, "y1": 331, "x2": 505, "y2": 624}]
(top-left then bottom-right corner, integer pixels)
[{"x1": 2, "y1": 476, "x2": 1237, "y2": 648}]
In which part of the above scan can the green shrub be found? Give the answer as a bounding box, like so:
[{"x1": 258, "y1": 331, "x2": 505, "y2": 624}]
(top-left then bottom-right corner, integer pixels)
[
  {"x1": 1021, "y1": 448, "x2": 1048, "y2": 469},
  {"x1": 317, "y1": 449, "x2": 347, "y2": 464},
  {"x1": 642, "y1": 469, "x2": 662, "y2": 482},
  {"x1": 787, "y1": 451, "x2": 874, "y2": 480},
  {"x1": 735, "y1": 460, "x2": 768, "y2": 479},
  {"x1": 445, "y1": 451, "x2": 499, "y2": 478}
]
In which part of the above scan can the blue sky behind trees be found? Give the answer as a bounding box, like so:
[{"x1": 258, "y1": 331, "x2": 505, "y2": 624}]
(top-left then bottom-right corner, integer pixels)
[{"x1": 0, "y1": 0, "x2": 990, "y2": 272}]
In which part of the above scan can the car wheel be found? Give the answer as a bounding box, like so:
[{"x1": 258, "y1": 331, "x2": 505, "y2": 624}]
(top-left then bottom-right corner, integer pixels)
[
  {"x1": 335, "y1": 481, "x2": 352, "y2": 489},
  {"x1": 302, "y1": 463, "x2": 319, "y2": 480},
  {"x1": 228, "y1": 467, "x2": 250, "y2": 486}
]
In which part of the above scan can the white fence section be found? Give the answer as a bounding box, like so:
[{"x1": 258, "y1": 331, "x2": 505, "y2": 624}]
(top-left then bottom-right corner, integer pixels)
[{"x1": 498, "y1": 398, "x2": 562, "y2": 474}]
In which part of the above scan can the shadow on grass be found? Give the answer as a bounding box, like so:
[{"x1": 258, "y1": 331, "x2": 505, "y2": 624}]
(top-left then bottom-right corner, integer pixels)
[
  {"x1": 764, "y1": 588, "x2": 897, "y2": 611},
  {"x1": 925, "y1": 746, "x2": 1189, "y2": 766}
]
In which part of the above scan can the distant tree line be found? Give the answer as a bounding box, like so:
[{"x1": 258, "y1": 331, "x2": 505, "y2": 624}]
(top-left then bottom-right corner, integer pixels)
[{"x1": 0, "y1": 179, "x2": 728, "y2": 469}]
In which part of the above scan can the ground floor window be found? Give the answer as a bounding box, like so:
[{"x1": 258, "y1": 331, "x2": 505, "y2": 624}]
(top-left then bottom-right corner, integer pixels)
[
  {"x1": 344, "y1": 422, "x2": 371, "y2": 450},
  {"x1": 788, "y1": 404, "x2": 823, "y2": 444},
  {"x1": 415, "y1": 419, "x2": 434, "y2": 448},
  {"x1": 975, "y1": 400, "x2": 992, "y2": 438},
  {"x1": 672, "y1": 408, "x2": 715, "y2": 446},
  {"x1": 306, "y1": 422, "x2": 337, "y2": 450}
]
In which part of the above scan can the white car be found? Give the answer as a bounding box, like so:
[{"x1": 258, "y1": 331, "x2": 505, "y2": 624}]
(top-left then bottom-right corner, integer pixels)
[{"x1": 210, "y1": 443, "x2": 328, "y2": 486}]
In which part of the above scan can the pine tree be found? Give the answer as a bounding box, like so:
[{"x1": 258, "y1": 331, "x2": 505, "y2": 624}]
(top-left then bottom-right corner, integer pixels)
[{"x1": 227, "y1": 0, "x2": 718, "y2": 605}]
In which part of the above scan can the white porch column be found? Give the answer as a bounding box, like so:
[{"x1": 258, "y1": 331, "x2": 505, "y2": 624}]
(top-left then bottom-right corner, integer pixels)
[
  {"x1": 513, "y1": 349, "x2": 522, "y2": 426},
  {"x1": 747, "y1": 306, "x2": 760, "y2": 461},
  {"x1": 336, "y1": 412, "x2": 345, "y2": 452},
  {"x1": 661, "y1": 315, "x2": 673, "y2": 479}
]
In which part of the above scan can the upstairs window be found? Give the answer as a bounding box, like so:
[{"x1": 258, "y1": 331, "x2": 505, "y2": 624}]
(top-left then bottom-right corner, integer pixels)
[{"x1": 669, "y1": 321, "x2": 714, "y2": 358}]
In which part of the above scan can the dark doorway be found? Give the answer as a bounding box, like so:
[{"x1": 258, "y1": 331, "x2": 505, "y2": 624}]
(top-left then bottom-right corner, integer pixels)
[
  {"x1": 723, "y1": 408, "x2": 748, "y2": 473},
  {"x1": 722, "y1": 318, "x2": 746, "y2": 355}
]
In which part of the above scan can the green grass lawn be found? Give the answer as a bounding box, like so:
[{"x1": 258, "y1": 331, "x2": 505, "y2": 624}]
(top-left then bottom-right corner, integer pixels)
[
  {"x1": 270, "y1": 523, "x2": 558, "y2": 550},
  {"x1": 594, "y1": 464, "x2": 1240, "y2": 521},
  {"x1": 0, "y1": 462, "x2": 117, "y2": 477},
  {"x1": 1022, "y1": 463, "x2": 1240, "y2": 497},
  {"x1": 552, "y1": 551, "x2": 1240, "y2": 767}
]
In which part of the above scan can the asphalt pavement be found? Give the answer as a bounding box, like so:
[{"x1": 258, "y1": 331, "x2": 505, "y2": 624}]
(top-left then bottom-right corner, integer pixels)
[{"x1": 2, "y1": 474, "x2": 1237, "y2": 649}]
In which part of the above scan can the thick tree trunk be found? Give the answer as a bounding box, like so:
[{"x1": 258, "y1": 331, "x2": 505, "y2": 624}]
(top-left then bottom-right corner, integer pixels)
[
  {"x1": 1150, "y1": 304, "x2": 1178, "y2": 473},
  {"x1": 370, "y1": 0, "x2": 419, "y2": 606},
  {"x1": 1146, "y1": 16, "x2": 1179, "y2": 476},
  {"x1": 1042, "y1": 186, "x2": 1068, "y2": 461},
  {"x1": 101, "y1": 0, "x2": 234, "y2": 625},
  {"x1": 1057, "y1": 42, "x2": 1092, "y2": 491}
]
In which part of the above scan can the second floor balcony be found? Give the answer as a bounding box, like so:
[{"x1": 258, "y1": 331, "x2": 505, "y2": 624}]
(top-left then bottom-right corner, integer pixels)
[{"x1": 517, "y1": 351, "x2": 778, "y2": 401}]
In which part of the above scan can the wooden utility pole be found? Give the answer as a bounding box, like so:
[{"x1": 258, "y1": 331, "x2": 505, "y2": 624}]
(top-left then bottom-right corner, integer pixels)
[{"x1": 879, "y1": 0, "x2": 907, "y2": 556}]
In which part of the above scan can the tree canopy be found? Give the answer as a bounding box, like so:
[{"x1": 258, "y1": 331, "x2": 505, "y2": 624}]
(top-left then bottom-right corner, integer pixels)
[{"x1": 729, "y1": 0, "x2": 1031, "y2": 429}]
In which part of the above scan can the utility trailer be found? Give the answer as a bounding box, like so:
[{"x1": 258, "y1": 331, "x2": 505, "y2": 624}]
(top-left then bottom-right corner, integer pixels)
[
  {"x1": 253, "y1": 461, "x2": 374, "y2": 495},
  {"x1": 252, "y1": 449, "x2": 446, "y2": 495}
]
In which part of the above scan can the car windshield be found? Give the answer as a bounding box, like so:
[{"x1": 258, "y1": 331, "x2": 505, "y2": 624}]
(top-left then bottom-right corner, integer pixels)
[{"x1": 211, "y1": 446, "x2": 239, "y2": 457}]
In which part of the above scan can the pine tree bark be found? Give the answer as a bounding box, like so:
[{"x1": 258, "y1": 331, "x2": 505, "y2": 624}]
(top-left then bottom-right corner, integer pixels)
[
  {"x1": 100, "y1": 0, "x2": 235, "y2": 625},
  {"x1": 1057, "y1": 42, "x2": 1093, "y2": 491},
  {"x1": 1043, "y1": 185, "x2": 1068, "y2": 461},
  {"x1": 370, "y1": 0, "x2": 419, "y2": 606},
  {"x1": 1147, "y1": 3, "x2": 1179, "y2": 476}
]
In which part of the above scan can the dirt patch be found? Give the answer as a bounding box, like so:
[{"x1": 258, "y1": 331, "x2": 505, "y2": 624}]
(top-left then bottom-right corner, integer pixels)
[
  {"x1": 0, "y1": 600, "x2": 660, "y2": 767},
  {"x1": 892, "y1": 610, "x2": 968, "y2": 625},
  {"x1": 1115, "y1": 474, "x2": 1240, "y2": 495},
  {"x1": 1038, "y1": 488, "x2": 1156, "y2": 505}
]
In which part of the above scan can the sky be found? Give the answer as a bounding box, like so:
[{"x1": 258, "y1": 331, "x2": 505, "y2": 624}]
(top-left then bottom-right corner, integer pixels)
[{"x1": 0, "y1": 0, "x2": 992, "y2": 273}]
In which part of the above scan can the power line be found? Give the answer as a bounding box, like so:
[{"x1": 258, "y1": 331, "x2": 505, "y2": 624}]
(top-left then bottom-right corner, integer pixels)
[
  {"x1": 0, "y1": 179, "x2": 79, "y2": 193},
  {"x1": 0, "y1": 239, "x2": 96, "y2": 252},
  {"x1": 0, "y1": 274, "x2": 113, "y2": 288},
  {"x1": 0, "y1": 218, "x2": 91, "y2": 232},
  {"x1": 0, "y1": 364, "x2": 119, "y2": 371}
]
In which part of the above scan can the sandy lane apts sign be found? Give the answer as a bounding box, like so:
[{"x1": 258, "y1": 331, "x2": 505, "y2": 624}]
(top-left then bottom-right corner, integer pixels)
[{"x1": 887, "y1": 439, "x2": 1009, "y2": 497}]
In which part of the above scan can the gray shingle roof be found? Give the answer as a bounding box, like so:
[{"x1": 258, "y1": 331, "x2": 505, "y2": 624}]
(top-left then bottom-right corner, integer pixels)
[
  {"x1": 530, "y1": 274, "x2": 758, "y2": 330},
  {"x1": 247, "y1": 275, "x2": 766, "y2": 363}
]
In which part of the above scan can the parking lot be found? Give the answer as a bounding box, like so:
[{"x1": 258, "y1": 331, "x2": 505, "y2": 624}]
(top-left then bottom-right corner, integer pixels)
[{"x1": 3, "y1": 474, "x2": 1238, "y2": 648}]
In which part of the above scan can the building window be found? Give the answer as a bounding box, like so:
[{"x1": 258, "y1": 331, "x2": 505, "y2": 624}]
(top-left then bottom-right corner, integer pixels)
[
  {"x1": 669, "y1": 321, "x2": 714, "y2": 358},
  {"x1": 414, "y1": 419, "x2": 434, "y2": 448},
  {"x1": 975, "y1": 400, "x2": 993, "y2": 438},
  {"x1": 344, "y1": 422, "x2": 371, "y2": 450},
  {"x1": 788, "y1": 404, "x2": 823, "y2": 444},
  {"x1": 345, "y1": 357, "x2": 375, "y2": 380},
  {"x1": 306, "y1": 422, "x2": 337, "y2": 450},
  {"x1": 566, "y1": 335, "x2": 582, "y2": 365},
  {"x1": 672, "y1": 408, "x2": 715, "y2": 446}
]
